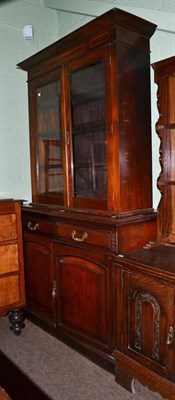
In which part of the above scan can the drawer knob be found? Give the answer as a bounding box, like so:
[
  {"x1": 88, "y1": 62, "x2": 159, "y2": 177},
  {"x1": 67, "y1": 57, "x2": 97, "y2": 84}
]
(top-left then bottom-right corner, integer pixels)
[
  {"x1": 166, "y1": 326, "x2": 174, "y2": 345},
  {"x1": 27, "y1": 221, "x2": 39, "y2": 231},
  {"x1": 71, "y1": 230, "x2": 88, "y2": 242}
]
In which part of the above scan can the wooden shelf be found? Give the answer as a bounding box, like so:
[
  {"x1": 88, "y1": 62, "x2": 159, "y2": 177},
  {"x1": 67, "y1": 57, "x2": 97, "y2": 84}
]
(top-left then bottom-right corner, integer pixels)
[
  {"x1": 73, "y1": 121, "x2": 106, "y2": 135},
  {"x1": 72, "y1": 84, "x2": 105, "y2": 105},
  {"x1": 38, "y1": 131, "x2": 61, "y2": 140}
]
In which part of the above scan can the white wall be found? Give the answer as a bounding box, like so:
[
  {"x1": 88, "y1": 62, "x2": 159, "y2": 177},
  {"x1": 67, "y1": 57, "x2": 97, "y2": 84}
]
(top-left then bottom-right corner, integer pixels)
[
  {"x1": 0, "y1": 0, "x2": 174, "y2": 209},
  {"x1": 0, "y1": 0, "x2": 58, "y2": 201}
]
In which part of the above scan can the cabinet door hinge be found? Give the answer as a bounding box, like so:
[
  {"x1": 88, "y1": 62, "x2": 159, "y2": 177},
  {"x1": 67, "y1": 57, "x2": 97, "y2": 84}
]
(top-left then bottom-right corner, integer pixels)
[{"x1": 52, "y1": 280, "x2": 57, "y2": 298}]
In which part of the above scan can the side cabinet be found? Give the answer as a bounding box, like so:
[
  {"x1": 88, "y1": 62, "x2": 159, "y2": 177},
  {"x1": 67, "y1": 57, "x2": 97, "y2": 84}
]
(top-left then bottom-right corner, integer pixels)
[
  {"x1": 121, "y1": 270, "x2": 175, "y2": 378},
  {"x1": 53, "y1": 244, "x2": 114, "y2": 355},
  {"x1": 23, "y1": 233, "x2": 54, "y2": 323},
  {"x1": 113, "y1": 246, "x2": 175, "y2": 400}
]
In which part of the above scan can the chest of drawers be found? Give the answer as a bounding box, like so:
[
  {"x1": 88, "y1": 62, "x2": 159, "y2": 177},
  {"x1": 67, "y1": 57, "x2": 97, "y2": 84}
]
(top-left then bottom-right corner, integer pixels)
[{"x1": 0, "y1": 200, "x2": 25, "y2": 334}]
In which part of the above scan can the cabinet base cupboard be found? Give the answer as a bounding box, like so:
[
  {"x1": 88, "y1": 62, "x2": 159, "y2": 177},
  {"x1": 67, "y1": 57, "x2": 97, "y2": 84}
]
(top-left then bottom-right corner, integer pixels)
[
  {"x1": 17, "y1": 6, "x2": 170, "y2": 398},
  {"x1": 22, "y1": 203, "x2": 156, "y2": 358}
]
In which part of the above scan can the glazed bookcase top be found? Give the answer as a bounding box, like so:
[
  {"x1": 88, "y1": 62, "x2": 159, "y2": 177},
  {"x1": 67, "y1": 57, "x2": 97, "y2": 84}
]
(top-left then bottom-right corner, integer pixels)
[{"x1": 18, "y1": 8, "x2": 156, "y2": 220}]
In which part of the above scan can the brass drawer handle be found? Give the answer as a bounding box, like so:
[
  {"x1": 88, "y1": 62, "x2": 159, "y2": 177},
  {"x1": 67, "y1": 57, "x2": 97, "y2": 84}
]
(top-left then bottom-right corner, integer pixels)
[
  {"x1": 166, "y1": 326, "x2": 174, "y2": 345},
  {"x1": 27, "y1": 221, "x2": 39, "y2": 231},
  {"x1": 71, "y1": 230, "x2": 88, "y2": 242}
]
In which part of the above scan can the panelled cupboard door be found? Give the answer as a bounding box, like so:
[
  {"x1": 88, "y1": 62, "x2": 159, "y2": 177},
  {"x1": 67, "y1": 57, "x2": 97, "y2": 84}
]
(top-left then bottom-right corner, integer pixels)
[
  {"x1": 121, "y1": 270, "x2": 175, "y2": 379},
  {"x1": 23, "y1": 233, "x2": 54, "y2": 323},
  {"x1": 53, "y1": 244, "x2": 114, "y2": 353}
]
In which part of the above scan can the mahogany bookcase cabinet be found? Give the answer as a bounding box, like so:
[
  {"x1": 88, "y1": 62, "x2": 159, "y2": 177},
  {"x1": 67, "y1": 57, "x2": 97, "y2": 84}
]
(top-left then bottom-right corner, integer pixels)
[
  {"x1": 18, "y1": 8, "x2": 157, "y2": 366},
  {"x1": 112, "y1": 56, "x2": 175, "y2": 399}
]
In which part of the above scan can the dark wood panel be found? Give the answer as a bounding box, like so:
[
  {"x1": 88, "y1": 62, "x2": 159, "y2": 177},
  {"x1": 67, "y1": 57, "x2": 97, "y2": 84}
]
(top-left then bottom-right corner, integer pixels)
[
  {"x1": 54, "y1": 244, "x2": 114, "y2": 353},
  {"x1": 122, "y1": 270, "x2": 173, "y2": 375},
  {"x1": 23, "y1": 234, "x2": 54, "y2": 322},
  {"x1": 55, "y1": 223, "x2": 112, "y2": 250}
]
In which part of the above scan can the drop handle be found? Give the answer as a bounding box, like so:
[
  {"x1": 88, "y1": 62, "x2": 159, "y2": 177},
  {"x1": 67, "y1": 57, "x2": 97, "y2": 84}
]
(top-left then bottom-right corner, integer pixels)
[
  {"x1": 166, "y1": 326, "x2": 174, "y2": 345},
  {"x1": 71, "y1": 230, "x2": 88, "y2": 242},
  {"x1": 27, "y1": 221, "x2": 39, "y2": 231}
]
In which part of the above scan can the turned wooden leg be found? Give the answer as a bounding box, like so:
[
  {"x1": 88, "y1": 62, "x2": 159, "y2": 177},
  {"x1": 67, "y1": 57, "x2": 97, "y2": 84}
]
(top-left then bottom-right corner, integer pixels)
[
  {"x1": 115, "y1": 364, "x2": 136, "y2": 393},
  {"x1": 8, "y1": 308, "x2": 25, "y2": 335}
]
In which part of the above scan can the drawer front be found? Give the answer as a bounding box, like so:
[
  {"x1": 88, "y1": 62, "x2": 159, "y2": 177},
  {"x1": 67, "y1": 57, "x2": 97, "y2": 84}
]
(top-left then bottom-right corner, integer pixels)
[
  {"x1": 55, "y1": 224, "x2": 112, "y2": 250},
  {"x1": 23, "y1": 218, "x2": 54, "y2": 236},
  {"x1": 0, "y1": 244, "x2": 19, "y2": 274},
  {"x1": 0, "y1": 214, "x2": 17, "y2": 242},
  {"x1": 0, "y1": 275, "x2": 19, "y2": 307}
]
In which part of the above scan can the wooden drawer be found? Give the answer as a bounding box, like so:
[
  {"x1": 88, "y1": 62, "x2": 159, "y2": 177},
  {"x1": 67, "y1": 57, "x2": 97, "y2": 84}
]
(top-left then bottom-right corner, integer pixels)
[
  {"x1": 23, "y1": 218, "x2": 54, "y2": 236},
  {"x1": 0, "y1": 214, "x2": 17, "y2": 242},
  {"x1": 0, "y1": 244, "x2": 19, "y2": 274},
  {"x1": 0, "y1": 275, "x2": 19, "y2": 307},
  {"x1": 55, "y1": 223, "x2": 113, "y2": 250}
]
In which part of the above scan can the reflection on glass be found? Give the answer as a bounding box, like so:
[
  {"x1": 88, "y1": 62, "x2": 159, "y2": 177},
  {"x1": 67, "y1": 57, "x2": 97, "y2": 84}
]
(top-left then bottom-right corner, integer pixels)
[
  {"x1": 70, "y1": 60, "x2": 107, "y2": 199},
  {"x1": 36, "y1": 80, "x2": 63, "y2": 195}
]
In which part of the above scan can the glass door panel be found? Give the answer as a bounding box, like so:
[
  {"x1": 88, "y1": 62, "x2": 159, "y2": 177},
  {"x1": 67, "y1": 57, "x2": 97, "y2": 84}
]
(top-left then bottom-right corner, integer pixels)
[
  {"x1": 36, "y1": 80, "x2": 63, "y2": 196},
  {"x1": 70, "y1": 60, "x2": 107, "y2": 199}
]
